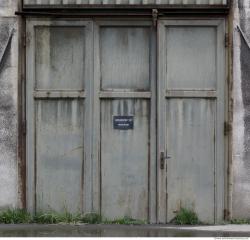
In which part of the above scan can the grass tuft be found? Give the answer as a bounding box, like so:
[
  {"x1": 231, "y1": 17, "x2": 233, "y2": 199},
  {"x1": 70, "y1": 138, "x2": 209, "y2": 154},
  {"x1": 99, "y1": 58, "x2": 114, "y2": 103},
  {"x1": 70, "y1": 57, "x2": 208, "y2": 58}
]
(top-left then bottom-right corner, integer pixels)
[
  {"x1": 103, "y1": 216, "x2": 146, "y2": 225},
  {"x1": 0, "y1": 209, "x2": 31, "y2": 224},
  {"x1": 80, "y1": 212, "x2": 102, "y2": 224},
  {"x1": 230, "y1": 219, "x2": 250, "y2": 224},
  {"x1": 34, "y1": 212, "x2": 82, "y2": 224},
  {"x1": 173, "y1": 208, "x2": 200, "y2": 225},
  {"x1": 0, "y1": 209, "x2": 145, "y2": 225}
]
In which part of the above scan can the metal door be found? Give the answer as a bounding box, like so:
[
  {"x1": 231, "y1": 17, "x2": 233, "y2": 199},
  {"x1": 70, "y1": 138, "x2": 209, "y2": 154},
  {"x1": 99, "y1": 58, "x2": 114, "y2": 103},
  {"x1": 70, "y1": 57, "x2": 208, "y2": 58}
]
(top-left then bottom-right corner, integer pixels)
[
  {"x1": 93, "y1": 20, "x2": 157, "y2": 221},
  {"x1": 26, "y1": 20, "x2": 93, "y2": 213},
  {"x1": 157, "y1": 19, "x2": 226, "y2": 223}
]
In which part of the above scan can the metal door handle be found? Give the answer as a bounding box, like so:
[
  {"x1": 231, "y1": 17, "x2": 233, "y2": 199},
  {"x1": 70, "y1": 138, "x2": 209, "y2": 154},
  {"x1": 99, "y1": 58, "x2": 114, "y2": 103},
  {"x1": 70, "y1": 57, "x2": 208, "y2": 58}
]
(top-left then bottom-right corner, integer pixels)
[{"x1": 160, "y1": 151, "x2": 171, "y2": 170}]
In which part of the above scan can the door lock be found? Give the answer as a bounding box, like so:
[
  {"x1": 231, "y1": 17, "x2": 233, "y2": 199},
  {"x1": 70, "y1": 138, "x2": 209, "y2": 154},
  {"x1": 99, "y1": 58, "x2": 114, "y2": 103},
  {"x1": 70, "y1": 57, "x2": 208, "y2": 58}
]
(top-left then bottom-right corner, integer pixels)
[{"x1": 160, "y1": 151, "x2": 171, "y2": 170}]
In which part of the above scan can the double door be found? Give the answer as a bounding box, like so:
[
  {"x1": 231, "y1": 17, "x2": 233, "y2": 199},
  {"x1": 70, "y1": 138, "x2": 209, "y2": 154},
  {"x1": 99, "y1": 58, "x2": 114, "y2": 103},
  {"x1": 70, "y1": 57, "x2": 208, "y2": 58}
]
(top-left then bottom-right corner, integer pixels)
[{"x1": 26, "y1": 18, "x2": 226, "y2": 223}]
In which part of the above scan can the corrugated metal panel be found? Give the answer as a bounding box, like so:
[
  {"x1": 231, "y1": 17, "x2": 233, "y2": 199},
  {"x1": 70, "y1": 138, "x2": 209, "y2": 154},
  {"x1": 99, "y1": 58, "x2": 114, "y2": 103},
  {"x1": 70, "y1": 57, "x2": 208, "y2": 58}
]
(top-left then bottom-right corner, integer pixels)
[{"x1": 23, "y1": 0, "x2": 228, "y2": 6}]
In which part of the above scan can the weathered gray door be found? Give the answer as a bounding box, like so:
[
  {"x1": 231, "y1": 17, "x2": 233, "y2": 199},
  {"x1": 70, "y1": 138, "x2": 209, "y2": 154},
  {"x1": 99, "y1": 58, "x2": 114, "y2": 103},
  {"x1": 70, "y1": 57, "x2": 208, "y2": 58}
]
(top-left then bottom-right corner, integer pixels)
[
  {"x1": 93, "y1": 20, "x2": 156, "y2": 221},
  {"x1": 26, "y1": 20, "x2": 93, "y2": 213},
  {"x1": 157, "y1": 19, "x2": 226, "y2": 223},
  {"x1": 26, "y1": 18, "x2": 226, "y2": 223}
]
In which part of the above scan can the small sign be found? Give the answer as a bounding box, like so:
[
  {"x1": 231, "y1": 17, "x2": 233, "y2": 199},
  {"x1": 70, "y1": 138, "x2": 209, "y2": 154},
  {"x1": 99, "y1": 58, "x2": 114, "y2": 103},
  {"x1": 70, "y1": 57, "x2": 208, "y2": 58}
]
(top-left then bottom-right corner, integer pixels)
[{"x1": 113, "y1": 116, "x2": 134, "y2": 130}]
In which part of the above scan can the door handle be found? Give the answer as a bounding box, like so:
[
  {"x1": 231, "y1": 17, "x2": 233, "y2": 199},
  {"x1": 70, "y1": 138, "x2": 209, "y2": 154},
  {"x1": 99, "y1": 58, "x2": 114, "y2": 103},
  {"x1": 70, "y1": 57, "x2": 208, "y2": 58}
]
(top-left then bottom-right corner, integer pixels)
[{"x1": 160, "y1": 151, "x2": 171, "y2": 170}]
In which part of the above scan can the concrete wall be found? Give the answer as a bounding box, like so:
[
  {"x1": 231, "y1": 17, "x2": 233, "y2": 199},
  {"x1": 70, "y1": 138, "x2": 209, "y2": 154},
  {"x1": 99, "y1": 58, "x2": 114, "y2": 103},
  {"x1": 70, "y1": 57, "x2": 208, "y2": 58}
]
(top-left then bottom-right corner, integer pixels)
[
  {"x1": 0, "y1": 0, "x2": 19, "y2": 208},
  {"x1": 232, "y1": 0, "x2": 250, "y2": 219}
]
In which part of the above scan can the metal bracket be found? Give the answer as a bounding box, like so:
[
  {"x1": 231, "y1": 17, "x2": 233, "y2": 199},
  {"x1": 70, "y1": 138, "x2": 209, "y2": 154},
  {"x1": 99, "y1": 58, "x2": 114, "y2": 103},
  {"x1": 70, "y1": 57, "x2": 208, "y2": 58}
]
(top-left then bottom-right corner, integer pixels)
[
  {"x1": 160, "y1": 151, "x2": 171, "y2": 170},
  {"x1": 237, "y1": 25, "x2": 250, "y2": 50},
  {"x1": 22, "y1": 120, "x2": 27, "y2": 136},
  {"x1": 225, "y1": 33, "x2": 229, "y2": 48},
  {"x1": 0, "y1": 27, "x2": 14, "y2": 67},
  {"x1": 152, "y1": 9, "x2": 158, "y2": 27},
  {"x1": 224, "y1": 121, "x2": 231, "y2": 136}
]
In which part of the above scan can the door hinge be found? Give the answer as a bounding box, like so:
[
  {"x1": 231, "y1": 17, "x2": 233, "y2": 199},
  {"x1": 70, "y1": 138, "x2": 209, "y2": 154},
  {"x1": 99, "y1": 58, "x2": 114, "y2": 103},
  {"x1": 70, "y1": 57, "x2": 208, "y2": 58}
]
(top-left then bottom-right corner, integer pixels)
[
  {"x1": 224, "y1": 209, "x2": 230, "y2": 220},
  {"x1": 224, "y1": 122, "x2": 231, "y2": 136},
  {"x1": 160, "y1": 151, "x2": 165, "y2": 169},
  {"x1": 22, "y1": 33, "x2": 26, "y2": 48},
  {"x1": 22, "y1": 120, "x2": 26, "y2": 136},
  {"x1": 152, "y1": 9, "x2": 158, "y2": 27},
  {"x1": 225, "y1": 33, "x2": 229, "y2": 48}
]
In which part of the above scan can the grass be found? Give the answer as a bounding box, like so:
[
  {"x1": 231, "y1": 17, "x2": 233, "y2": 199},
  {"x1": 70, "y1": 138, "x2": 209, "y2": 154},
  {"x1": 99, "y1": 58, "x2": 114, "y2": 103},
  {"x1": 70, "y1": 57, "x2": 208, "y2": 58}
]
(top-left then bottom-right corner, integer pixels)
[
  {"x1": 0, "y1": 209, "x2": 31, "y2": 224},
  {"x1": 230, "y1": 218, "x2": 250, "y2": 224},
  {"x1": 81, "y1": 212, "x2": 102, "y2": 224},
  {"x1": 33, "y1": 212, "x2": 82, "y2": 224},
  {"x1": 172, "y1": 208, "x2": 201, "y2": 225},
  {"x1": 2, "y1": 208, "x2": 250, "y2": 225},
  {"x1": 103, "y1": 216, "x2": 146, "y2": 225},
  {"x1": 0, "y1": 209, "x2": 145, "y2": 225}
]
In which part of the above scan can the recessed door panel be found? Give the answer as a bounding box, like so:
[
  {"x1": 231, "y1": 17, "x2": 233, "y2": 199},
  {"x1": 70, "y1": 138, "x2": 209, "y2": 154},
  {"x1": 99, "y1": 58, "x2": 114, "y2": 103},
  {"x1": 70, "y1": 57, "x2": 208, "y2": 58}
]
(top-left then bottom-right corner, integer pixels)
[
  {"x1": 166, "y1": 99, "x2": 215, "y2": 222},
  {"x1": 36, "y1": 100, "x2": 84, "y2": 213},
  {"x1": 165, "y1": 26, "x2": 217, "y2": 90},
  {"x1": 100, "y1": 27, "x2": 150, "y2": 91},
  {"x1": 35, "y1": 27, "x2": 85, "y2": 90}
]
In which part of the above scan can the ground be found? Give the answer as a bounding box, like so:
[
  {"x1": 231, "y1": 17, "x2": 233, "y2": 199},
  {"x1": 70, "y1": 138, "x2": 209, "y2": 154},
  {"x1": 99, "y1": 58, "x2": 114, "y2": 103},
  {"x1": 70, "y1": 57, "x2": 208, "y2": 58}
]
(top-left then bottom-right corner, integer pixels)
[{"x1": 0, "y1": 224, "x2": 250, "y2": 237}]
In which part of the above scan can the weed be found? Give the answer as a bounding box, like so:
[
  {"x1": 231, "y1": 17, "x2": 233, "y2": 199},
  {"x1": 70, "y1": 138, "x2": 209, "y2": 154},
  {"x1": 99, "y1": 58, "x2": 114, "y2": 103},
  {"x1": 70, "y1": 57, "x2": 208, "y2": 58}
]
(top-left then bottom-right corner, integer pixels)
[
  {"x1": 103, "y1": 216, "x2": 146, "y2": 225},
  {"x1": 0, "y1": 209, "x2": 145, "y2": 225},
  {"x1": 80, "y1": 212, "x2": 102, "y2": 224},
  {"x1": 173, "y1": 208, "x2": 200, "y2": 225},
  {"x1": 63, "y1": 212, "x2": 82, "y2": 223},
  {"x1": 34, "y1": 212, "x2": 61, "y2": 224},
  {"x1": 230, "y1": 218, "x2": 250, "y2": 224},
  {"x1": 34, "y1": 212, "x2": 82, "y2": 224},
  {"x1": 0, "y1": 209, "x2": 31, "y2": 224}
]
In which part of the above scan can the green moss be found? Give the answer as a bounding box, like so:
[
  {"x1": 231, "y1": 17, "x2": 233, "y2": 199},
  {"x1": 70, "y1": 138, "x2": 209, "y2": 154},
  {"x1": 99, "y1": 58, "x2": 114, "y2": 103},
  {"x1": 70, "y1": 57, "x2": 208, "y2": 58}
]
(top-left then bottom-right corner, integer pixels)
[{"x1": 173, "y1": 208, "x2": 200, "y2": 225}]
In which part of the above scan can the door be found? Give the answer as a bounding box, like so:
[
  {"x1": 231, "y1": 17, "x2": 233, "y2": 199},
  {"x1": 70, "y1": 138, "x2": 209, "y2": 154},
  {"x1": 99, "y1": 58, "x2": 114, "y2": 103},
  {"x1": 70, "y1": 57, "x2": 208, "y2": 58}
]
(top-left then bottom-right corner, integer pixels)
[
  {"x1": 158, "y1": 19, "x2": 226, "y2": 223},
  {"x1": 26, "y1": 20, "x2": 93, "y2": 213},
  {"x1": 26, "y1": 18, "x2": 226, "y2": 223},
  {"x1": 93, "y1": 20, "x2": 157, "y2": 222}
]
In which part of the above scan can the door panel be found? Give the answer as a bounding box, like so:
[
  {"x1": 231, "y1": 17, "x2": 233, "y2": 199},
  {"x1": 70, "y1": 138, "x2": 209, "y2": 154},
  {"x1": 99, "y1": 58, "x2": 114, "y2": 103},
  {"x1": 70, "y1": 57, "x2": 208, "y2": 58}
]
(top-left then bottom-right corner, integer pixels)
[
  {"x1": 100, "y1": 27, "x2": 150, "y2": 90},
  {"x1": 36, "y1": 100, "x2": 84, "y2": 212},
  {"x1": 35, "y1": 27, "x2": 85, "y2": 90},
  {"x1": 166, "y1": 99, "x2": 215, "y2": 222},
  {"x1": 101, "y1": 99, "x2": 149, "y2": 220},
  {"x1": 165, "y1": 26, "x2": 217, "y2": 90},
  {"x1": 158, "y1": 20, "x2": 225, "y2": 223}
]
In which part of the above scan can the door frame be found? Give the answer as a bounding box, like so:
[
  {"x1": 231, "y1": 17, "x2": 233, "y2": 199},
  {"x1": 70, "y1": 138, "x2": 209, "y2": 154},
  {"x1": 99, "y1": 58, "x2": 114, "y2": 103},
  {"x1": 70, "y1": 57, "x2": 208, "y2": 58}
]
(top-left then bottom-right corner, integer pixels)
[{"x1": 22, "y1": 16, "x2": 229, "y2": 223}]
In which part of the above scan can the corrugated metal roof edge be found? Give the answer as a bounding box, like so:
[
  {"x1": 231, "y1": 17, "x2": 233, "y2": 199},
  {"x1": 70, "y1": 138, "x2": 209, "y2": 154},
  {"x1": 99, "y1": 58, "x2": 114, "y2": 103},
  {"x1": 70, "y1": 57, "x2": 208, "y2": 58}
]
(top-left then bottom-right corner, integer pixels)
[{"x1": 22, "y1": 4, "x2": 230, "y2": 9}]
